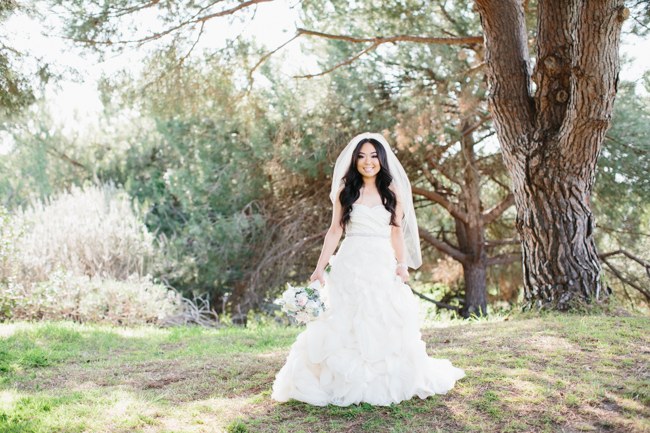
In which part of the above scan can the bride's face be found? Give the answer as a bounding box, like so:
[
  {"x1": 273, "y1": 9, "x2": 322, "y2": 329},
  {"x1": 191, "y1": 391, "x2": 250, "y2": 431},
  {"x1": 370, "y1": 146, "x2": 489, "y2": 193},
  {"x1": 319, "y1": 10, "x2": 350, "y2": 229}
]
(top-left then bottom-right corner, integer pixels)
[{"x1": 356, "y1": 142, "x2": 381, "y2": 179}]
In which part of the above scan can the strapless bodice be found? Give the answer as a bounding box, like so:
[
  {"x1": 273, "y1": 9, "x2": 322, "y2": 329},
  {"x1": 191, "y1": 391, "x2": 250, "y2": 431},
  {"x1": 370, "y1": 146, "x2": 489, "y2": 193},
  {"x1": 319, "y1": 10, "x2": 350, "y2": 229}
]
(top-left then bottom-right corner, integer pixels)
[{"x1": 345, "y1": 204, "x2": 391, "y2": 238}]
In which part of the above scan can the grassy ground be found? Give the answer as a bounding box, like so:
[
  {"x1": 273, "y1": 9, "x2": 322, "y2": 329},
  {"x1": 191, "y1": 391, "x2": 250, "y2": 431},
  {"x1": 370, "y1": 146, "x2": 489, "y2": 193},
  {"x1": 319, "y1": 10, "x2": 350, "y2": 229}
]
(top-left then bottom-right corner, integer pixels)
[{"x1": 0, "y1": 311, "x2": 648, "y2": 433}]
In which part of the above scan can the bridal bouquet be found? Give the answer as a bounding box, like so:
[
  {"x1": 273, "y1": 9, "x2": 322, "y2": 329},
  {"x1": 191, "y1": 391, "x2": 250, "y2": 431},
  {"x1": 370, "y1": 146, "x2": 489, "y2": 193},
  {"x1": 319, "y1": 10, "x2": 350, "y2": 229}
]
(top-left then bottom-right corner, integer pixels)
[{"x1": 275, "y1": 281, "x2": 326, "y2": 325}]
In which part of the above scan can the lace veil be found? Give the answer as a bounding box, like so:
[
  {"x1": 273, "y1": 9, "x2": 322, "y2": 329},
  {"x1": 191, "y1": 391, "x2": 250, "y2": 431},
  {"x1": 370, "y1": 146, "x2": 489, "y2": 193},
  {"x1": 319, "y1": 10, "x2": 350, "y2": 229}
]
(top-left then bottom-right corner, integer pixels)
[{"x1": 329, "y1": 132, "x2": 422, "y2": 269}]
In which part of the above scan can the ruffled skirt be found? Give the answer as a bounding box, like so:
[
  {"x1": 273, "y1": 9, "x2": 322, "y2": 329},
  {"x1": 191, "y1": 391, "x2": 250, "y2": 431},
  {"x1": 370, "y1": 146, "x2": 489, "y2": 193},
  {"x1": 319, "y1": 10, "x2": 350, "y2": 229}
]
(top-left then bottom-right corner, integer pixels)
[{"x1": 271, "y1": 236, "x2": 465, "y2": 406}]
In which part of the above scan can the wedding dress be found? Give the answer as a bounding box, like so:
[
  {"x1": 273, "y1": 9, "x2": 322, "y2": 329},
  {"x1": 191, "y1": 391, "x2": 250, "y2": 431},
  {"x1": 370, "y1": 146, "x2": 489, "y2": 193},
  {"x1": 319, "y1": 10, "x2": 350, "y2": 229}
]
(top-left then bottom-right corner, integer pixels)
[{"x1": 271, "y1": 203, "x2": 466, "y2": 407}]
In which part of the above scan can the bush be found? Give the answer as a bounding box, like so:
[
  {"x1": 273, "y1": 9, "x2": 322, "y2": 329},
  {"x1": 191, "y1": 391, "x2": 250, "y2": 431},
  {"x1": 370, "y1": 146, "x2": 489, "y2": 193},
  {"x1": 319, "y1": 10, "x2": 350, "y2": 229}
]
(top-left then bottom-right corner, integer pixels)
[
  {"x1": 0, "y1": 270, "x2": 181, "y2": 325},
  {"x1": 0, "y1": 184, "x2": 183, "y2": 325},
  {"x1": 16, "y1": 184, "x2": 155, "y2": 282},
  {"x1": 0, "y1": 206, "x2": 22, "y2": 285}
]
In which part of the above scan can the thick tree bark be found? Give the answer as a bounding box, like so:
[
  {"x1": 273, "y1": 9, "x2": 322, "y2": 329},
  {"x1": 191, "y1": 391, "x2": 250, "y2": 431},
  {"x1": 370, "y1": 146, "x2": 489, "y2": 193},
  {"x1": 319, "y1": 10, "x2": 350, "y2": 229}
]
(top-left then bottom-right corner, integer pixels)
[{"x1": 475, "y1": 0, "x2": 625, "y2": 310}]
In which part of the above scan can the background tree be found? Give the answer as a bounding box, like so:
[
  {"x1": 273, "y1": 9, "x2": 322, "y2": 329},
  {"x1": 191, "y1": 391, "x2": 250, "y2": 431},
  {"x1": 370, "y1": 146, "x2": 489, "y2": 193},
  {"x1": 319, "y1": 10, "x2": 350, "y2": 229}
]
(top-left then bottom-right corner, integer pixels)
[
  {"x1": 593, "y1": 78, "x2": 650, "y2": 307},
  {"x1": 0, "y1": 0, "x2": 34, "y2": 117},
  {"x1": 0, "y1": 1, "x2": 60, "y2": 123}
]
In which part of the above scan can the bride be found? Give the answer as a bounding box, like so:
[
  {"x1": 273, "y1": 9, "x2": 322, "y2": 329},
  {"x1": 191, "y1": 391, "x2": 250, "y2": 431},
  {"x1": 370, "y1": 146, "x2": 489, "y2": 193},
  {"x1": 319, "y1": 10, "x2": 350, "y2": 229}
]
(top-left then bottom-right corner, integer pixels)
[{"x1": 271, "y1": 132, "x2": 465, "y2": 407}]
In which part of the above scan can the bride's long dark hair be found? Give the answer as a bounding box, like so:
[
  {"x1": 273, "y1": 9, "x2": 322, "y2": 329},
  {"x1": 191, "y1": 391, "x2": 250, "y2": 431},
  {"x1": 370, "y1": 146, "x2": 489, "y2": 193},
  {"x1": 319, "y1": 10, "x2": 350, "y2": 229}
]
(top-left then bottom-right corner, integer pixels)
[{"x1": 339, "y1": 138, "x2": 397, "y2": 228}]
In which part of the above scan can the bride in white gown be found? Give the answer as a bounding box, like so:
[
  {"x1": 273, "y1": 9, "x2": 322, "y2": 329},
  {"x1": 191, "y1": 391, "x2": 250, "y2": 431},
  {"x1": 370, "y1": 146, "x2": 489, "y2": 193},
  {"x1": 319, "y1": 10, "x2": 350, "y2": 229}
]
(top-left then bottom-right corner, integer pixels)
[{"x1": 271, "y1": 132, "x2": 465, "y2": 407}]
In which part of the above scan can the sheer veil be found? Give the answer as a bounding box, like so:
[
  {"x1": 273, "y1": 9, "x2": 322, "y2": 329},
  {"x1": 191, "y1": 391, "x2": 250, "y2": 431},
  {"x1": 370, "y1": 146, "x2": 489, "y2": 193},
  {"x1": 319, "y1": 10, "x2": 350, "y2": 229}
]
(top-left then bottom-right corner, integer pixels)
[{"x1": 329, "y1": 132, "x2": 422, "y2": 270}]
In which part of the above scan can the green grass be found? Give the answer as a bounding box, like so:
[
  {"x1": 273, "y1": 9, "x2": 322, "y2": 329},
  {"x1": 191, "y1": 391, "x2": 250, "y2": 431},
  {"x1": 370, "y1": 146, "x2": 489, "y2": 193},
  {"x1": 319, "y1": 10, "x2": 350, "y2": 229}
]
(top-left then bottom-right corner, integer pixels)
[{"x1": 0, "y1": 311, "x2": 648, "y2": 432}]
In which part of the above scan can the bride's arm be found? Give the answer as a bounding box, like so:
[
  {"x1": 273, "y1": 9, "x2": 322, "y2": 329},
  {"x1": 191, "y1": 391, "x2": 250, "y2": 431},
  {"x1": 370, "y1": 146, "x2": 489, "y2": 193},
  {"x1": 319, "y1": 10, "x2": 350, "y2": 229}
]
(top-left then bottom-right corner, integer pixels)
[
  {"x1": 310, "y1": 190, "x2": 344, "y2": 285},
  {"x1": 390, "y1": 189, "x2": 409, "y2": 282}
]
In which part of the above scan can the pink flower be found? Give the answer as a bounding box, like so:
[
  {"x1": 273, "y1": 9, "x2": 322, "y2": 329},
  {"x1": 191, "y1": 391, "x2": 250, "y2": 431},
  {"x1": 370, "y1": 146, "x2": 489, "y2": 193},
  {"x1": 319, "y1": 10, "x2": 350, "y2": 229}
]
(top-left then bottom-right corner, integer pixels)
[{"x1": 296, "y1": 293, "x2": 308, "y2": 307}]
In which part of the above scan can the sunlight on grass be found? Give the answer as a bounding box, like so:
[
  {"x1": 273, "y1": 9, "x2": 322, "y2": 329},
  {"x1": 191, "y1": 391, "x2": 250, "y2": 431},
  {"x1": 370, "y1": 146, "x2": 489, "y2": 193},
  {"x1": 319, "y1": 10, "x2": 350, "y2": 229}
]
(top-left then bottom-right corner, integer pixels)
[
  {"x1": 0, "y1": 389, "x2": 19, "y2": 408},
  {"x1": 0, "y1": 323, "x2": 21, "y2": 339},
  {"x1": 106, "y1": 326, "x2": 167, "y2": 339}
]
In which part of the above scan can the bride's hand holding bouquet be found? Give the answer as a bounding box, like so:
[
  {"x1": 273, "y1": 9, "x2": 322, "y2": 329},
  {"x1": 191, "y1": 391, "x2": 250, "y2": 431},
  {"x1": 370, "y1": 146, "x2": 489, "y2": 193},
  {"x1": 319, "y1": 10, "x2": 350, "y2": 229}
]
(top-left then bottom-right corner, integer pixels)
[
  {"x1": 275, "y1": 279, "x2": 326, "y2": 325},
  {"x1": 309, "y1": 267, "x2": 326, "y2": 287}
]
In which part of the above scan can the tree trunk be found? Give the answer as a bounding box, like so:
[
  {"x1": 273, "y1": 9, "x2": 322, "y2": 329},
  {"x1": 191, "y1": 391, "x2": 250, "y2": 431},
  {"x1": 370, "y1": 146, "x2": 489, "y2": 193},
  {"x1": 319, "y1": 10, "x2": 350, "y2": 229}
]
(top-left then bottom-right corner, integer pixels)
[
  {"x1": 516, "y1": 167, "x2": 604, "y2": 309},
  {"x1": 476, "y1": 0, "x2": 625, "y2": 310},
  {"x1": 457, "y1": 118, "x2": 489, "y2": 317},
  {"x1": 462, "y1": 262, "x2": 488, "y2": 317},
  {"x1": 454, "y1": 216, "x2": 488, "y2": 317},
  {"x1": 226, "y1": 281, "x2": 250, "y2": 325}
]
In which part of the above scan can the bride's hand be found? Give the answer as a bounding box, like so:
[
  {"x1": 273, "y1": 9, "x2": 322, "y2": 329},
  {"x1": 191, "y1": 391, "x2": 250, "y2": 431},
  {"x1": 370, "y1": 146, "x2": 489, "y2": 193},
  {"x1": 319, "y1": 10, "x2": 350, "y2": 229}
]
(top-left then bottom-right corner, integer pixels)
[
  {"x1": 396, "y1": 266, "x2": 409, "y2": 283},
  {"x1": 310, "y1": 268, "x2": 325, "y2": 286}
]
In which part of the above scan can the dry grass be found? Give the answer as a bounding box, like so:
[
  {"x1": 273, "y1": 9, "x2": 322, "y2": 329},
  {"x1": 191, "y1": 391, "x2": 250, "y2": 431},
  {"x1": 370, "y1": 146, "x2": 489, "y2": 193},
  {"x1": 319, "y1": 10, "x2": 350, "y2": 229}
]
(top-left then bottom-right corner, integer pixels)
[{"x1": 0, "y1": 312, "x2": 648, "y2": 433}]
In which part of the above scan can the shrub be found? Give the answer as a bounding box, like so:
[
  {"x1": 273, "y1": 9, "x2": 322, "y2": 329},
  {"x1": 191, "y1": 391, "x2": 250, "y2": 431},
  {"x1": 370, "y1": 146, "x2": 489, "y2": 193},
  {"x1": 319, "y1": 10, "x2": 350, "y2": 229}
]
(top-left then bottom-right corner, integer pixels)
[
  {"x1": 1, "y1": 270, "x2": 181, "y2": 325},
  {"x1": 0, "y1": 184, "x2": 183, "y2": 325},
  {"x1": 0, "y1": 206, "x2": 22, "y2": 285},
  {"x1": 16, "y1": 184, "x2": 155, "y2": 282}
]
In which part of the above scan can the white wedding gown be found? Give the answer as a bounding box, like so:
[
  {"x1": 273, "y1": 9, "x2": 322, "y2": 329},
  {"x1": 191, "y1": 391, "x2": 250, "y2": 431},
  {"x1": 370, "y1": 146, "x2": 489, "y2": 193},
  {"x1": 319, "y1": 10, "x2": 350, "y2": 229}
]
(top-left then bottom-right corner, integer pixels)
[{"x1": 271, "y1": 204, "x2": 465, "y2": 406}]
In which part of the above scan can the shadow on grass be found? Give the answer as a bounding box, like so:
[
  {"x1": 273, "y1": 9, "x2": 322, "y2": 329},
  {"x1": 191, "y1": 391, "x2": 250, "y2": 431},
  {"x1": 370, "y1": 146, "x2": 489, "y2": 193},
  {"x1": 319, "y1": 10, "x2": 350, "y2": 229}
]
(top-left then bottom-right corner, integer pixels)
[{"x1": 234, "y1": 395, "x2": 471, "y2": 433}]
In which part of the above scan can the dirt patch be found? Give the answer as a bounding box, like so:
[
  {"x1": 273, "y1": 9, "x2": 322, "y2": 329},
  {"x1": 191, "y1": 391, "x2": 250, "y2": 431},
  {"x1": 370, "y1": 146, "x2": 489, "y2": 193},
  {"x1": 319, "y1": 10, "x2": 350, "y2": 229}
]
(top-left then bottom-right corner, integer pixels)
[{"x1": 14, "y1": 351, "x2": 288, "y2": 403}]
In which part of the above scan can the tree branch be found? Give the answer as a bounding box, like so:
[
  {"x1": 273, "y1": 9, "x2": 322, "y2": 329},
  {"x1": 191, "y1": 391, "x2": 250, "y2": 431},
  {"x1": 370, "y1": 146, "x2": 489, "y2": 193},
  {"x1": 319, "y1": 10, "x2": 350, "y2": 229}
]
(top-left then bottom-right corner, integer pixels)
[
  {"x1": 44, "y1": 147, "x2": 89, "y2": 172},
  {"x1": 295, "y1": 28, "x2": 484, "y2": 46},
  {"x1": 475, "y1": 0, "x2": 534, "y2": 160},
  {"x1": 412, "y1": 186, "x2": 469, "y2": 224},
  {"x1": 485, "y1": 171, "x2": 511, "y2": 192},
  {"x1": 97, "y1": 0, "x2": 164, "y2": 20},
  {"x1": 482, "y1": 193, "x2": 514, "y2": 225},
  {"x1": 409, "y1": 285, "x2": 461, "y2": 312},
  {"x1": 601, "y1": 258, "x2": 650, "y2": 302},
  {"x1": 290, "y1": 28, "x2": 483, "y2": 79},
  {"x1": 559, "y1": 1, "x2": 626, "y2": 166},
  {"x1": 66, "y1": 0, "x2": 275, "y2": 46},
  {"x1": 293, "y1": 40, "x2": 381, "y2": 79},
  {"x1": 461, "y1": 112, "x2": 492, "y2": 138},
  {"x1": 247, "y1": 32, "x2": 300, "y2": 89},
  {"x1": 599, "y1": 249, "x2": 650, "y2": 276},
  {"x1": 426, "y1": 155, "x2": 463, "y2": 186},
  {"x1": 0, "y1": 42, "x2": 22, "y2": 56},
  {"x1": 597, "y1": 224, "x2": 650, "y2": 239},
  {"x1": 474, "y1": 151, "x2": 500, "y2": 165},
  {"x1": 178, "y1": 21, "x2": 205, "y2": 66},
  {"x1": 194, "y1": 0, "x2": 272, "y2": 23},
  {"x1": 439, "y1": 0, "x2": 463, "y2": 34},
  {"x1": 419, "y1": 226, "x2": 470, "y2": 264},
  {"x1": 485, "y1": 238, "x2": 519, "y2": 248}
]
